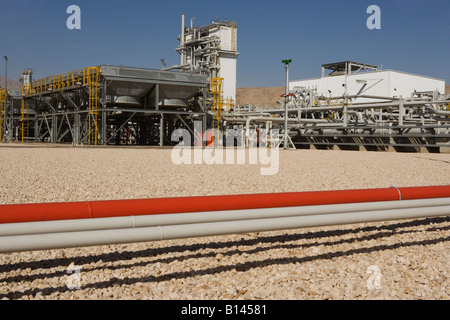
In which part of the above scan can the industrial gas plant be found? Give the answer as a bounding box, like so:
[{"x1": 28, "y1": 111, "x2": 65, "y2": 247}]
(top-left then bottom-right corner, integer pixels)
[
  {"x1": 1, "y1": 14, "x2": 449, "y2": 152},
  {"x1": 1, "y1": 12, "x2": 450, "y2": 300}
]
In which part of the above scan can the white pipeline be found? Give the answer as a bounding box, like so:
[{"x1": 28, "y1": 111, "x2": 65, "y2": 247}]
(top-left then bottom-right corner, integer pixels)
[
  {"x1": 0, "y1": 203, "x2": 449, "y2": 253},
  {"x1": 1, "y1": 198, "x2": 449, "y2": 237}
]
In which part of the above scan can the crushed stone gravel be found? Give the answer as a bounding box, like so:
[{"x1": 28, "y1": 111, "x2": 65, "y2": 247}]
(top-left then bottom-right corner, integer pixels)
[{"x1": 0, "y1": 144, "x2": 449, "y2": 300}]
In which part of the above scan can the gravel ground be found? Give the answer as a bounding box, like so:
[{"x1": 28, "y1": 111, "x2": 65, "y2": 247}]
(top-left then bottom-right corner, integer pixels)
[{"x1": 0, "y1": 144, "x2": 449, "y2": 300}]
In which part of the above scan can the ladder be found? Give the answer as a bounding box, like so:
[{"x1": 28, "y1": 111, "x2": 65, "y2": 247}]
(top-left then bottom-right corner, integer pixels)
[
  {"x1": 87, "y1": 67, "x2": 99, "y2": 145},
  {"x1": 210, "y1": 77, "x2": 223, "y2": 145}
]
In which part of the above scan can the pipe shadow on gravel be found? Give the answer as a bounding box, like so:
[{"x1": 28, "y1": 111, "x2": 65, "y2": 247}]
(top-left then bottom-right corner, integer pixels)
[
  {"x1": 1, "y1": 216, "x2": 448, "y2": 273},
  {"x1": 0, "y1": 216, "x2": 449, "y2": 299}
]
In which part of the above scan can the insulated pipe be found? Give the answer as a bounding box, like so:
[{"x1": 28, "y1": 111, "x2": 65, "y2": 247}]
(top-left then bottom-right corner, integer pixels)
[
  {"x1": 262, "y1": 100, "x2": 450, "y2": 114},
  {"x1": 0, "y1": 204, "x2": 449, "y2": 253},
  {"x1": 318, "y1": 94, "x2": 398, "y2": 101},
  {"x1": 160, "y1": 64, "x2": 191, "y2": 71},
  {"x1": 1, "y1": 197, "x2": 450, "y2": 237},
  {"x1": 300, "y1": 127, "x2": 429, "y2": 134},
  {"x1": 224, "y1": 116, "x2": 328, "y2": 124},
  {"x1": 435, "y1": 110, "x2": 450, "y2": 115},
  {"x1": 1, "y1": 186, "x2": 450, "y2": 224}
]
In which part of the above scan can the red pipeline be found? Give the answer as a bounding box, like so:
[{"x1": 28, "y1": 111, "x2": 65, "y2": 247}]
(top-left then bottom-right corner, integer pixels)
[{"x1": 0, "y1": 185, "x2": 449, "y2": 224}]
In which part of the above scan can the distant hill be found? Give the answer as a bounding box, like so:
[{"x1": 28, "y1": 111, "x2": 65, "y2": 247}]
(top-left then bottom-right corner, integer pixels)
[
  {"x1": 0, "y1": 77, "x2": 21, "y2": 90},
  {"x1": 236, "y1": 86, "x2": 284, "y2": 107},
  {"x1": 237, "y1": 84, "x2": 450, "y2": 107}
]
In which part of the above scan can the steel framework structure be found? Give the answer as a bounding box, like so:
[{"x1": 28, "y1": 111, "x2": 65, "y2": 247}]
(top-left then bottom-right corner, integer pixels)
[{"x1": 1, "y1": 65, "x2": 208, "y2": 146}]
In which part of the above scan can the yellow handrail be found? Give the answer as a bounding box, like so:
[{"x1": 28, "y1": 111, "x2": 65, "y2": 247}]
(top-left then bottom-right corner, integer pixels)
[{"x1": 22, "y1": 66, "x2": 100, "y2": 97}]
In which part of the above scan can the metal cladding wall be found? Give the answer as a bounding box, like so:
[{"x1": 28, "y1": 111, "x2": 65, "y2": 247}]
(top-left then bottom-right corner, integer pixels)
[
  {"x1": 219, "y1": 52, "x2": 238, "y2": 104},
  {"x1": 211, "y1": 25, "x2": 238, "y2": 106},
  {"x1": 289, "y1": 70, "x2": 445, "y2": 103}
]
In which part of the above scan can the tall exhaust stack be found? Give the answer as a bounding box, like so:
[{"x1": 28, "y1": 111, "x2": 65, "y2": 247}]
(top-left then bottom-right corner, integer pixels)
[{"x1": 180, "y1": 13, "x2": 185, "y2": 65}]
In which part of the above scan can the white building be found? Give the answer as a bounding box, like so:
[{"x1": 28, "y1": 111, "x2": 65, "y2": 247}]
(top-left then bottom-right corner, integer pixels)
[{"x1": 289, "y1": 61, "x2": 445, "y2": 103}]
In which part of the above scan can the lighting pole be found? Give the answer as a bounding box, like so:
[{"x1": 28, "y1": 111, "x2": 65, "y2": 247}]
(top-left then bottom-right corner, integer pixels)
[
  {"x1": 3, "y1": 56, "x2": 7, "y2": 142},
  {"x1": 282, "y1": 59, "x2": 291, "y2": 149}
]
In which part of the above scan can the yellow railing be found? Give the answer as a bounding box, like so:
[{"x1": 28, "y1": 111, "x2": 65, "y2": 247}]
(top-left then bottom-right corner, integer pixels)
[
  {"x1": 22, "y1": 66, "x2": 100, "y2": 97},
  {"x1": 231, "y1": 26, "x2": 237, "y2": 52},
  {"x1": 224, "y1": 97, "x2": 235, "y2": 110}
]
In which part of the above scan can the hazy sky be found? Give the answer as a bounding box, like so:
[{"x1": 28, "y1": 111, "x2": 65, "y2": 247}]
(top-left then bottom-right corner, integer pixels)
[{"x1": 0, "y1": 0, "x2": 449, "y2": 87}]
